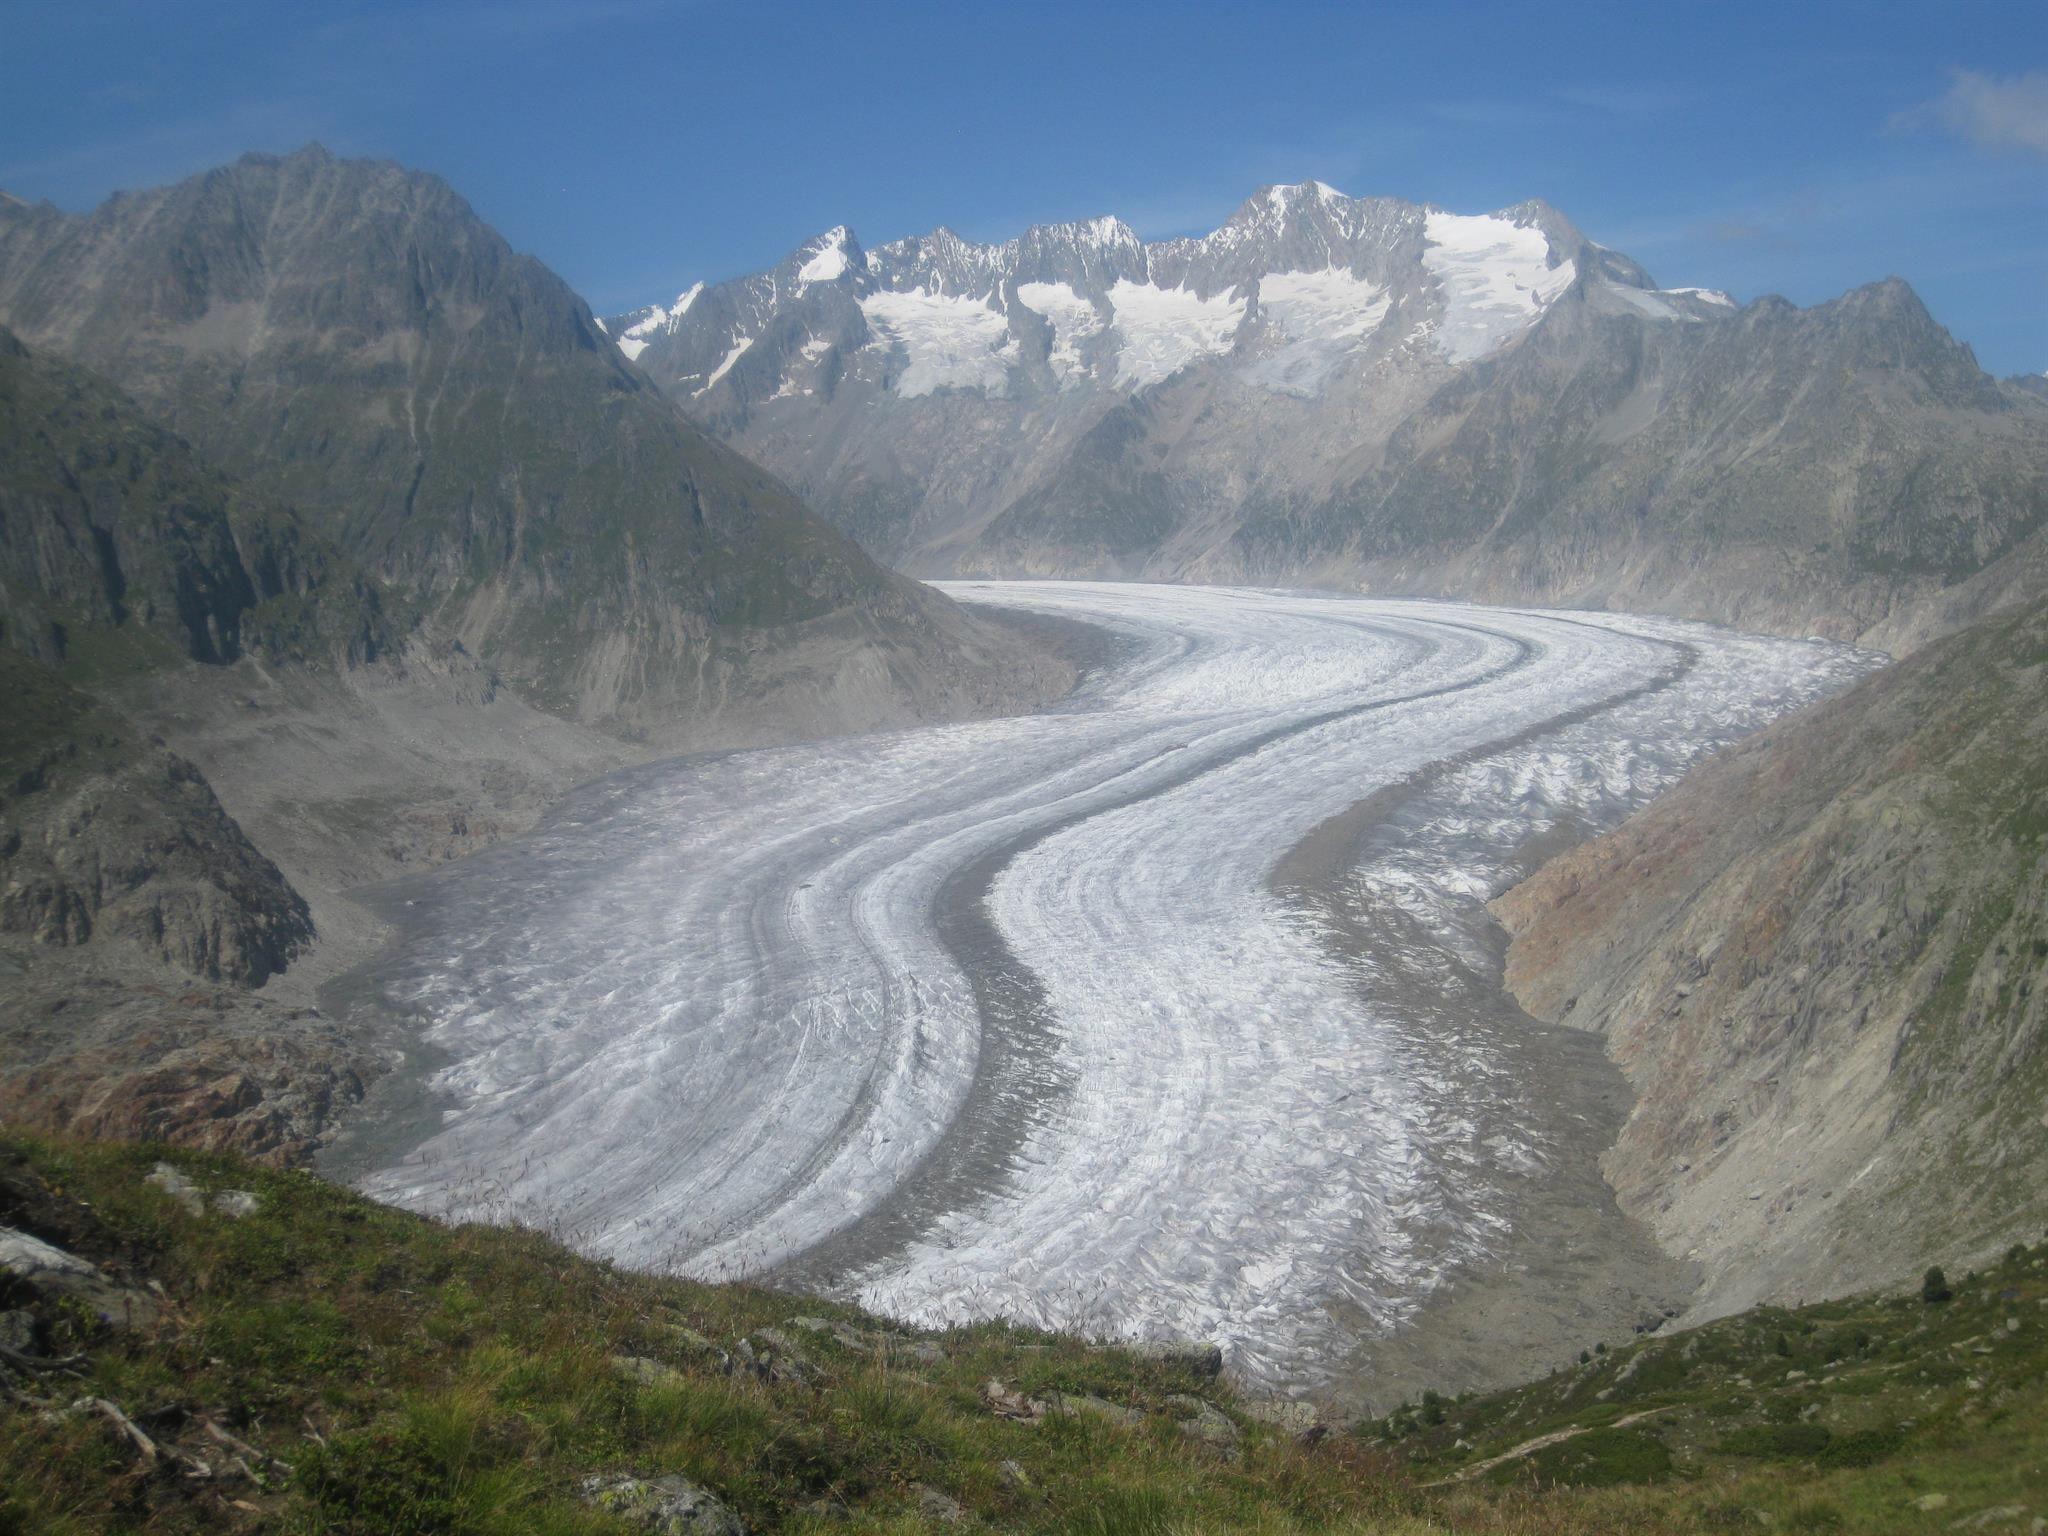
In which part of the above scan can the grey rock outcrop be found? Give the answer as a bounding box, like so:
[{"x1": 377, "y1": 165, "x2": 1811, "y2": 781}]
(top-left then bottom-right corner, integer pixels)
[
  {"x1": 1, "y1": 654, "x2": 312, "y2": 986},
  {"x1": 1166, "y1": 1394, "x2": 1241, "y2": 1450},
  {"x1": 579, "y1": 1471, "x2": 746, "y2": 1536},
  {"x1": 0, "y1": 1225, "x2": 157, "y2": 1327},
  {"x1": 142, "y1": 1162, "x2": 261, "y2": 1219},
  {"x1": 912, "y1": 1485, "x2": 968, "y2": 1525}
]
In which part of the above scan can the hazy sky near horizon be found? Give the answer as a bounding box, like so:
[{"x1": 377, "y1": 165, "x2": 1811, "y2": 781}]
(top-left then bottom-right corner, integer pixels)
[{"x1": 4, "y1": 0, "x2": 2044, "y2": 373}]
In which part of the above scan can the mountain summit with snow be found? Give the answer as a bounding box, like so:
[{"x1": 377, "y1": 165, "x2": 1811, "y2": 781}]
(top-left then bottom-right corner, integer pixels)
[
  {"x1": 609, "y1": 182, "x2": 2047, "y2": 643},
  {"x1": 612, "y1": 184, "x2": 1700, "y2": 406}
]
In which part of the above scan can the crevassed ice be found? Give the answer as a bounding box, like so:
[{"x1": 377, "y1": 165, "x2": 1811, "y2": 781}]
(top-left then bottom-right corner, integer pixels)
[
  {"x1": 1108, "y1": 279, "x2": 1247, "y2": 390},
  {"x1": 1422, "y1": 212, "x2": 1576, "y2": 364},
  {"x1": 1242, "y1": 267, "x2": 1392, "y2": 397},
  {"x1": 1015, "y1": 280, "x2": 1104, "y2": 385},
  {"x1": 861, "y1": 288, "x2": 1016, "y2": 398},
  {"x1": 349, "y1": 583, "x2": 1873, "y2": 1388}
]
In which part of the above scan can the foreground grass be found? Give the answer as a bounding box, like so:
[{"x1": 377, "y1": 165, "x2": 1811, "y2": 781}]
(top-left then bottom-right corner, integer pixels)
[{"x1": 0, "y1": 1133, "x2": 2041, "y2": 1534}]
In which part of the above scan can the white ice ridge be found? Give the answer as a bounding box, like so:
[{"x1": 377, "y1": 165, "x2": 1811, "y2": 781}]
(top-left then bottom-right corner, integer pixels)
[
  {"x1": 798, "y1": 227, "x2": 852, "y2": 284},
  {"x1": 617, "y1": 282, "x2": 702, "y2": 361},
  {"x1": 694, "y1": 334, "x2": 751, "y2": 395},
  {"x1": 1422, "y1": 211, "x2": 1577, "y2": 363},
  {"x1": 353, "y1": 584, "x2": 1875, "y2": 1385},
  {"x1": 1107, "y1": 279, "x2": 1247, "y2": 389},
  {"x1": 861, "y1": 287, "x2": 1017, "y2": 397},
  {"x1": 1664, "y1": 286, "x2": 1737, "y2": 307}
]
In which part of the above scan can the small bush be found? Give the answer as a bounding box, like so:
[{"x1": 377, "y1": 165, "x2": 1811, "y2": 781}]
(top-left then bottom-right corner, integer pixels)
[
  {"x1": 1815, "y1": 1425, "x2": 1906, "y2": 1468},
  {"x1": 1923, "y1": 1266, "x2": 1953, "y2": 1305},
  {"x1": 297, "y1": 1423, "x2": 458, "y2": 1534},
  {"x1": 1717, "y1": 1422, "x2": 1833, "y2": 1460},
  {"x1": 1787, "y1": 1501, "x2": 1846, "y2": 1531},
  {"x1": 1493, "y1": 1427, "x2": 1673, "y2": 1489}
]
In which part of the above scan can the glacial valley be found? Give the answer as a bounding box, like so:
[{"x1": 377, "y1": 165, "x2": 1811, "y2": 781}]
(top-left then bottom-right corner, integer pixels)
[{"x1": 323, "y1": 582, "x2": 1872, "y2": 1403}]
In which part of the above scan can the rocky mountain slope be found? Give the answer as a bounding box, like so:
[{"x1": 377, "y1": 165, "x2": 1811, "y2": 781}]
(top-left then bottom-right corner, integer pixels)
[
  {"x1": 1494, "y1": 596, "x2": 2048, "y2": 1321},
  {"x1": 0, "y1": 650, "x2": 378, "y2": 1162},
  {"x1": 0, "y1": 147, "x2": 1064, "y2": 733},
  {"x1": 0, "y1": 326, "x2": 596, "y2": 1159},
  {"x1": 615, "y1": 183, "x2": 2048, "y2": 645},
  {"x1": 0, "y1": 654, "x2": 309, "y2": 987},
  {"x1": 0, "y1": 325, "x2": 391, "y2": 673}
]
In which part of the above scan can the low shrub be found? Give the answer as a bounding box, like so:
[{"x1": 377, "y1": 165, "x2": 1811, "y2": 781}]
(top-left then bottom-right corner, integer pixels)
[
  {"x1": 1491, "y1": 1427, "x2": 1673, "y2": 1489},
  {"x1": 1717, "y1": 1421, "x2": 1833, "y2": 1459},
  {"x1": 1814, "y1": 1425, "x2": 1906, "y2": 1468}
]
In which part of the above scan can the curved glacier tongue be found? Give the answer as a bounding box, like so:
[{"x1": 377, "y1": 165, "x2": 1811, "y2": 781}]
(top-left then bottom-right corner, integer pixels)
[{"x1": 347, "y1": 583, "x2": 1871, "y2": 1385}]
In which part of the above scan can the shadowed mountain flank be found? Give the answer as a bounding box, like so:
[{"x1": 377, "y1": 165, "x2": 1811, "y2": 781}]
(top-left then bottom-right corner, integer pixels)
[{"x1": 0, "y1": 147, "x2": 1064, "y2": 732}]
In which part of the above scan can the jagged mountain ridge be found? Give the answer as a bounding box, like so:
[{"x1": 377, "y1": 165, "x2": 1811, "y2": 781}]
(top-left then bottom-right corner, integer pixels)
[
  {"x1": 615, "y1": 184, "x2": 1662, "y2": 396},
  {"x1": 0, "y1": 146, "x2": 1059, "y2": 732},
  {"x1": 614, "y1": 182, "x2": 2048, "y2": 644}
]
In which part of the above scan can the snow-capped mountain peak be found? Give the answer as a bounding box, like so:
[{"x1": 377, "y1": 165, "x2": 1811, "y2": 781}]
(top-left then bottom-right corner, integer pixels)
[
  {"x1": 603, "y1": 185, "x2": 1749, "y2": 436},
  {"x1": 614, "y1": 281, "x2": 703, "y2": 360},
  {"x1": 796, "y1": 225, "x2": 858, "y2": 284}
]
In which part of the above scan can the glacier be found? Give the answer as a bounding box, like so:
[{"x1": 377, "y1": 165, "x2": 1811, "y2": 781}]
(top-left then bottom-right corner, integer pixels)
[{"x1": 342, "y1": 584, "x2": 1874, "y2": 1386}]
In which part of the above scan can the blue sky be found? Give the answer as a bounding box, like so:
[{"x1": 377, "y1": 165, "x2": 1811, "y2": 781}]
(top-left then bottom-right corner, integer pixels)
[{"x1": 4, "y1": 0, "x2": 2044, "y2": 373}]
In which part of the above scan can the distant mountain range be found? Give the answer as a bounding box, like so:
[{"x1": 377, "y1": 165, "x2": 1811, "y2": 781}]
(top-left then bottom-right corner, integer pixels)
[{"x1": 612, "y1": 182, "x2": 2048, "y2": 646}]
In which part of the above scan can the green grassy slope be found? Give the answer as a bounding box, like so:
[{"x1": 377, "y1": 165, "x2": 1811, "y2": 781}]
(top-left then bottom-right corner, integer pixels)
[
  {"x1": 1369, "y1": 1247, "x2": 2048, "y2": 1532},
  {"x1": 3, "y1": 1133, "x2": 2043, "y2": 1535}
]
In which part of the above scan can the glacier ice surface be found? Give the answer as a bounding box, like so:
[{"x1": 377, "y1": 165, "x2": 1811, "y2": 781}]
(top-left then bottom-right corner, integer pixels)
[{"x1": 351, "y1": 583, "x2": 1874, "y2": 1384}]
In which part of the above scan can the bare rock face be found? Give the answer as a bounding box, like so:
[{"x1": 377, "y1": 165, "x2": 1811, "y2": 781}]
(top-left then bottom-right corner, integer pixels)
[
  {"x1": 1, "y1": 656, "x2": 310, "y2": 986},
  {"x1": 1494, "y1": 597, "x2": 2048, "y2": 1319},
  {"x1": 0, "y1": 973, "x2": 371, "y2": 1164},
  {"x1": 0, "y1": 655, "x2": 369, "y2": 1164},
  {"x1": 0, "y1": 325, "x2": 389, "y2": 672}
]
